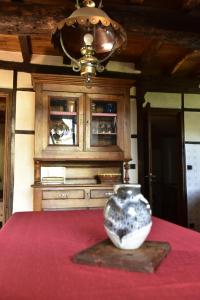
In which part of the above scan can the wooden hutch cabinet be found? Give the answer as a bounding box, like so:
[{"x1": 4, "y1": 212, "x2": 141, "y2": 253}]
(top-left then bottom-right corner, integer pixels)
[{"x1": 32, "y1": 74, "x2": 133, "y2": 211}]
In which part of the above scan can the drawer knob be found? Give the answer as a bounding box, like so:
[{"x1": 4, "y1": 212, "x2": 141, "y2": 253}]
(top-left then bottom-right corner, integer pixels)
[
  {"x1": 58, "y1": 193, "x2": 68, "y2": 199},
  {"x1": 105, "y1": 192, "x2": 113, "y2": 197}
]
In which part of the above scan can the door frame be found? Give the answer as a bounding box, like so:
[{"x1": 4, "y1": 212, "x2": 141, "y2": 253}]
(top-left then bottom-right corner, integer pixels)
[
  {"x1": 0, "y1": 91, "x2": 15, "y2": 223},
  {"x1": 138, "y1": 103, "x2": 188, "y2": 227}
]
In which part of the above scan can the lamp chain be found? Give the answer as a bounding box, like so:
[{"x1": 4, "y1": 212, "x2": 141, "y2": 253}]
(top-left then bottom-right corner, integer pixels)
[
  {"x1": 81, "y1": 0, "x2": 103, "y2": 8},
  {"x1": 75, "y1": 0, "x2": 80, "y2": 8},
  {"x1": 98, "y1": 0, "x2": 103, "y2": 8}
]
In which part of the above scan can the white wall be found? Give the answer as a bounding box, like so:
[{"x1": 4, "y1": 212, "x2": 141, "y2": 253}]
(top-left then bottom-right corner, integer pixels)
[
  {"x1": 0, "y1": 69, "x2": 13, "y2": 89},
  {"x1": 185, "y1": 112, "x2": 200, "y2": 141},
  {"x1": 184, "y1": 94, "x2": 200, "y2": 109},
  {"x1": 144, "y1": 92, "x2": 181, "y2": 108},
  {"x1": 185, "y1": 144, "x2": 200, "y2": 231},
  {"x1": 184, "y1": 94, "x2": 200, "y2": 230},
  {"x1": 13, "y1": 73, "x2": 35, "y2": 212},
  {"x1": 13, "y1": 134, "x2": 34, "y2": 212}
]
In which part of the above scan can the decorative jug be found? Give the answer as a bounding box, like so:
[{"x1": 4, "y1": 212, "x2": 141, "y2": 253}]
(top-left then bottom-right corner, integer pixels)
[{"x1": 104, "y1": 184, "x2": 152, "y2": 250}]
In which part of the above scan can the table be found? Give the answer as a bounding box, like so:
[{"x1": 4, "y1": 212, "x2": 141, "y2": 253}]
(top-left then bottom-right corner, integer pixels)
[{"x1": 0, "y1": 210, "x2": 200, "y2": 300}]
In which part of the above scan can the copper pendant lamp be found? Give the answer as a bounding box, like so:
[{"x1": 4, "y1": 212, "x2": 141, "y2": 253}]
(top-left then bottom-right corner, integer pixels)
[{"x1": 51, "y1": 0, "x2": 127, "y2": 85}]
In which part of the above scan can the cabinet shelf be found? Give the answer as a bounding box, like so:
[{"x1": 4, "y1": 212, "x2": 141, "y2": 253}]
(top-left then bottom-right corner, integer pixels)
[
  {"x1": 92, "y1": 113, "x2": 117, "y2": 117},
  {"x1": 92, "y1": 133, "x2": 117, "y2": 135},
  {"x1": 50, "y1": 111, "x2": 77, "y2": 116}
]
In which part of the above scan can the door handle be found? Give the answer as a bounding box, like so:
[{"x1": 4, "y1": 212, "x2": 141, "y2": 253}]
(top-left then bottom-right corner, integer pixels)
[
  {"x1": 149, "y1": 173, "x2": 156, "y2": 179},
  {"x1": 145, "y1": 173, "x2": 156, "y2": 180}
]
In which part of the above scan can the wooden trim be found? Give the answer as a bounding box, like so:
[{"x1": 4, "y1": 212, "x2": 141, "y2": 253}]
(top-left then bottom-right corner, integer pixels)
[
  {"x1": 135, "y1": 88, "x2": 146, "y2": 190},
  {"x1": 130, "y1": 0, "x2": 144, "y2": 4},
  {"x1": 180, "y1": 93, "x2": 188, "y2": 227},
  {"x1": 0, "y1": 60, "x2": 137, "y2": 81},
  {"x1": 185, "y1": 141, "x2": 200, "y2": 144},
  {"x1": 1, "y1": 85, "x2": 15, "y2": 223},
  {"x1": 181, "y1": 93, "x2": 184, "y2": 109},
  {"x1": 31, "y1": 73, "x2": 134, "y2": 90},
  {"x1": 0, "y1": 88, "x2": 13, "y2": 93},
  {"x1": 138, "y1": 77, "x2": 200, "y2": 93},
  {"x1": 18, "y1": 35, "x2": 32, "y2": 63},
  {"x1": 15, "y1": 130, "x2": 35, "y2": 135},
  {"x1": 184, "y1": 108, "x2": 200, "y2": 112},
  {"x1": 1, "y1": 60, "x2": 200, "y2": 94},
  {"x1": 16, "y1": 88, "x2": 34, "y2": 92}
]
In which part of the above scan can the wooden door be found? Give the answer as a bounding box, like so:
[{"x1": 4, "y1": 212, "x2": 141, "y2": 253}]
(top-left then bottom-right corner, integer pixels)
[{"x1": 142, "y1": 105, "x2": 187, "y2": 227}]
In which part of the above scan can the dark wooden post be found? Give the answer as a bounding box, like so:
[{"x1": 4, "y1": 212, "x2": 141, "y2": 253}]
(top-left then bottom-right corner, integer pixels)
[
  {"x1": 124, "y1": 161, "x2": 130, "y2": 183},
  {"x1": 136, "y1": 86, "x2": 146, "y2": 192},
  {"x1": 34, "y1": 160, "x2": 41, "y2": 185}
]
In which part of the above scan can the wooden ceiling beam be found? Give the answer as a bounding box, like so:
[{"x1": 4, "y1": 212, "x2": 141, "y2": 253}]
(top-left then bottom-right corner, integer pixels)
[
  {"x1": 171, "y1": 50, "x2": 200, "y2": 76},
  {"x1": 129, "y1": 0, "x2": 144, "y2": 4},
  {"x1": 0, "y1": 3, "x2": 200, "y2": 50},
  {"x1": 171, "y1": 51, "x2": 194, "y2": 75},
  {"x1": 182, "y1": 0, "x2": 200, "y2": 9},
  {"x1": 137, "y1": 76, "x2": 200, "y2": 93},
  {"x1": 1, "y1": 59, "x2": 200, "y2": 93},
  {"x1": 136, "y1": 40, "x2": 163, "y2": 74},
  {"x1": 0, "y1": 3, "x2": 73, "y2": 35},
  {"x1": 0, "y1": 59, "x2": 137, "y2": 80},
  {"x1": 18, "y1": 35, "x2": 32, "y2": 63}
]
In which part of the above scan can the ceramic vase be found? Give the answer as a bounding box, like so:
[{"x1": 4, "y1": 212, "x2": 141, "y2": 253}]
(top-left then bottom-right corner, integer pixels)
[{"x1": 104, "y1": 184, "x2": 152, "y2": 250}]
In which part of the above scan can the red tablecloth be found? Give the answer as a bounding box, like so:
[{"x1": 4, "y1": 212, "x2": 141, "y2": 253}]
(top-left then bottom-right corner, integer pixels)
[{"x1": 0, "y1": 210, "x2": 200, "y2": 300}]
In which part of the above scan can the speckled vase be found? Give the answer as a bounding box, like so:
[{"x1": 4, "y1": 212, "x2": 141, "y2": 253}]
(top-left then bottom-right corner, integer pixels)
[{"x1": 104, "y1": 184, "x2": 152, "y2": 250}]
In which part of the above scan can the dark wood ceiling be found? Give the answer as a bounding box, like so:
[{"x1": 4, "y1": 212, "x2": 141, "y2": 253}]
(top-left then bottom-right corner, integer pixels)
[{"x1": 1, "y1": 0, "x2": 200, "y2": 87}]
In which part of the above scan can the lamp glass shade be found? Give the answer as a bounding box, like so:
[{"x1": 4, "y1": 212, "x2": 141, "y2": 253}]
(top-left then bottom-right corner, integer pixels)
[{"x1": 51, "y1": 6, "x2": 126, "y2": 61}]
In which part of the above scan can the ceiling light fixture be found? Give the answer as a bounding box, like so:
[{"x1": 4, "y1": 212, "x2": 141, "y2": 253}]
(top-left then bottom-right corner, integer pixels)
[{"x1": 51, "y1": 0, "x2": 127, "y2": 86}]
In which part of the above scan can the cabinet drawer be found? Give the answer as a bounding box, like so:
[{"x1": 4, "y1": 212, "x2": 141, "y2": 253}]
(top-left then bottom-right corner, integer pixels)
[
  {"x1": 43, "y1": 189, "x2": 85, "y2": 200},
  {"x1": 90, "y1": 189, "x2": 113, "y2": 199}
]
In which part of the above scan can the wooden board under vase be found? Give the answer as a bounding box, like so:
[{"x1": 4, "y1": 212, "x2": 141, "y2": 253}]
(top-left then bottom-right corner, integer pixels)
[{"x1": 73, "y1": 239, "x2": 171, "y2": 273}]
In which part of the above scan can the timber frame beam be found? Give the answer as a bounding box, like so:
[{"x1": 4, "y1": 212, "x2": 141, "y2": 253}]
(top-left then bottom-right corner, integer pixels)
[
  {"x1": 1, "y1": 59, "x2": 200, "y2": 93},
  {"x1": 0, "y1": 2, "x2": 200, "y2": 50},
  {"x1": 18, "y1": 35, "x2": 32, "y2": 63},
  {"x1": 182, "y1": 0, "x2": 200, "y2": 9}
]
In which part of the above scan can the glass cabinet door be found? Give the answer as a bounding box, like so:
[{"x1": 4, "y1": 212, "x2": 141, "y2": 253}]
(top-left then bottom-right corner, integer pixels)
[
  {"x1": 39, "y1": 91, "x2": 84, "y2": 156},
  {"x1": 91, "y1": 101, "x2": 117, "y2": 147},
  {"x1": 86, "y1": 94, "x2": 123, "y2": 151},
  {"x1": 49, "y1": 97, "x2": 78, "y2": 146}
]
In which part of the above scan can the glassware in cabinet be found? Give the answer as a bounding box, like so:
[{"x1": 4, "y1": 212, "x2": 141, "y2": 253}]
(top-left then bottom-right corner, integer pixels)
[
  {"x1": 90, "y1": 100, "x2": 118, "y2": 147},
  {"x1": 49, "y1": 97, "x2": 78, "y2": 146}
]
